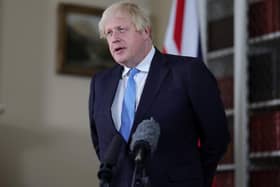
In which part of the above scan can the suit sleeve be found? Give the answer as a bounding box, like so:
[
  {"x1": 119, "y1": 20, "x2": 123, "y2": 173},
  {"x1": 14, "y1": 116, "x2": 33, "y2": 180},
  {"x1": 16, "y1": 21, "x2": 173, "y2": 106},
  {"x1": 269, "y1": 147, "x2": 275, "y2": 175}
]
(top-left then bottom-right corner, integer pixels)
[
  {"x1": 88, "y1": 75, "x2": 100, "y2": 160},
  {"x1": 186, "y1": 61, "x2": 230, "y2": 187}
]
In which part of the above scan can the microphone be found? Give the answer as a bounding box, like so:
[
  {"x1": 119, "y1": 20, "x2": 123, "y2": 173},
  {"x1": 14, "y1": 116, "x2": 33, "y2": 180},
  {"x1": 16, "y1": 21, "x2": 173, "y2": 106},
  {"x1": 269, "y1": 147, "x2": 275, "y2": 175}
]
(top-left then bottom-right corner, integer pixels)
[
  {"x1": 98, "y1": 134, "x2": 122, "y2": 186},
  {"x1": 130, "y1": 118, "x2": 160, "y2": 165}
]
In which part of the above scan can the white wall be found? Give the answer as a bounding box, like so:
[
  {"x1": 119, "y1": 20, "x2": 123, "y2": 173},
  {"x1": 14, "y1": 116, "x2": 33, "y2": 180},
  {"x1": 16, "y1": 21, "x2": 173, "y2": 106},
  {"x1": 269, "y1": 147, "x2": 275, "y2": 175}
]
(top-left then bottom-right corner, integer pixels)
[
  {"x1": 0, "y1": 0, "x2": 155, "y2": 187},
  {"x1": 150, "y1": 0, "x2": 171, "y2": 49},
  {"x1": 0, "y1": 0, "x2": 99, "y2": 186}
]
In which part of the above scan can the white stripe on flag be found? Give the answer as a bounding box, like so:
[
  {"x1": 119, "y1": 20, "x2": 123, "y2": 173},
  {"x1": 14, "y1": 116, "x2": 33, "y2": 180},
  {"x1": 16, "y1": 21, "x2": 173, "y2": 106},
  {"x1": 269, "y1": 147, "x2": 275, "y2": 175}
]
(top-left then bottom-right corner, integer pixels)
[
  {"x1": 163, "y1": 0, "x2": 201, "y2": 58},
  {"x1": 182, "y1": 0, "x2": 199, "y2": 57}
]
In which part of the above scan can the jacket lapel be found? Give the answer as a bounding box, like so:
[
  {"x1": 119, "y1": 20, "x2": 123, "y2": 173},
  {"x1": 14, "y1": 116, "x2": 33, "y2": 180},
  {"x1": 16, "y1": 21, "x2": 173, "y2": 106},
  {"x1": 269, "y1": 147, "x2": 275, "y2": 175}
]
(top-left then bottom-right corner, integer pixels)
[
  {"x1": 131, "y1": 50, "x2": 170, "y2": 135},
  {"x1": 101, "y1": 65, "x2": 123, "y2": 133}
]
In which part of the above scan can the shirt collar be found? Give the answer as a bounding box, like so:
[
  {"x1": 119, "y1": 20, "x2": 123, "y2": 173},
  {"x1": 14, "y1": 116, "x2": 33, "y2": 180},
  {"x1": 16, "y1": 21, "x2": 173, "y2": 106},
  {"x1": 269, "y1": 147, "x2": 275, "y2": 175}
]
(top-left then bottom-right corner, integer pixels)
[{"x1": 122, "y1": 46, "x2": 155, "y2": 78}]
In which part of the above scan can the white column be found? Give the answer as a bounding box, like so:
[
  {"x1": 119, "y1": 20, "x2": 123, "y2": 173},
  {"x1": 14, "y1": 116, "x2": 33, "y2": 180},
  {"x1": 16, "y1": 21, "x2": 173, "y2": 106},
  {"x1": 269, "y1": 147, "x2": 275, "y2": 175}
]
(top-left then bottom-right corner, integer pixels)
[
  {"x1": 198, "y1": 0, "x2": 207, "y2": 63},
  {"x1": 234, "y1": 0, "x2": 249, "y2": 187}
]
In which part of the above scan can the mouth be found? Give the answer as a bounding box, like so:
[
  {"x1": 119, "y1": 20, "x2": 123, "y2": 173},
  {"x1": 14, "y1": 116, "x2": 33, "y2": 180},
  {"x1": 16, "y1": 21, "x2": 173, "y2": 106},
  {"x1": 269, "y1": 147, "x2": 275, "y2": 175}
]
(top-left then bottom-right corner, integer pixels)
[{"x1": 114, "y1": 47, "x2": 126, "y2": 53}]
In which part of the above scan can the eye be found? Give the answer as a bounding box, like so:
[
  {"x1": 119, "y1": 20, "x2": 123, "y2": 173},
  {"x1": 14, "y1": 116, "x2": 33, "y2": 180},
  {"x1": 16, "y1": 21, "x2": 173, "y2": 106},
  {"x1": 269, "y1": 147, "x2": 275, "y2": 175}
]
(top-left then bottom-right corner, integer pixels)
[
  {"x1": 105, "y1": 30, "x2": 113, "y2": 37},
  {"x1": 117, "y1": 27, "x2": 126, "y2": 33}
]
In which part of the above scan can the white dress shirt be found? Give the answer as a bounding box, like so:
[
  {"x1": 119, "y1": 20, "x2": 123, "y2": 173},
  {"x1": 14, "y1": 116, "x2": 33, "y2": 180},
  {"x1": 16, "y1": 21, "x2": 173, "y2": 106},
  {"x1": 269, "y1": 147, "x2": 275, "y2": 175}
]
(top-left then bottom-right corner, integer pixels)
[{"x1": 111, "y1": 47, "x2": 155, "y2": 131}]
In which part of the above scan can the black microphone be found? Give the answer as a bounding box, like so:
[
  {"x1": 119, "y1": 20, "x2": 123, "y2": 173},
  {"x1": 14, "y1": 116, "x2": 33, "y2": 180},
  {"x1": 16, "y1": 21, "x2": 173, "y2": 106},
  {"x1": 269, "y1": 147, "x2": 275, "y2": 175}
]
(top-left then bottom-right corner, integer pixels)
[
  {"x1": 98, "y1": 134, "x2": 122, "y2": 186},
  {"x1": 130, "y1": 118, "x2": 160, "y2": 165}
]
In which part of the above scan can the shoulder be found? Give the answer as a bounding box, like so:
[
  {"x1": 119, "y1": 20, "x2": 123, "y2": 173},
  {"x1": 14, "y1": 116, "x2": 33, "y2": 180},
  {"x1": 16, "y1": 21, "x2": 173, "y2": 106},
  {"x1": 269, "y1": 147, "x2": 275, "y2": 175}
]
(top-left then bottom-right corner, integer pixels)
[
  {"x1": 164, "y1": 53, "x2": 202, "y2": 64},
  {"x1": 89, "y1": 64, "x2": 122, "y2": 93},
  {"x1": 160, "y1": 53, "x2": 216, "y2": 84},
  {"x1": 163, "y1": 53, "x2": 208, "y2": 73},
  {"x1": 91, "y1": 64, "x2": 122, "y2": 82}
]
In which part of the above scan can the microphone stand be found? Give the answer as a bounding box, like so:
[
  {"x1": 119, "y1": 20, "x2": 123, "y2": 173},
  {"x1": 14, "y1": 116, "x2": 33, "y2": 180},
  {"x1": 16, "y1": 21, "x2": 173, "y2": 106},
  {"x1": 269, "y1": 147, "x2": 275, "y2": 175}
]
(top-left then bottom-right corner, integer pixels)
[{"x1": 131, "y1": 149, "x2": 151, "y2": 187}]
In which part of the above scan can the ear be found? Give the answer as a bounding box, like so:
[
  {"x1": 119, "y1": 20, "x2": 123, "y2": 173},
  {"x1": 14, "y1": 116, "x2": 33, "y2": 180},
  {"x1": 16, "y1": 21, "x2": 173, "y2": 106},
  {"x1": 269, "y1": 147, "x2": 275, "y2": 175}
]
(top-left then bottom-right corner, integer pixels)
[{"x1": 142, "y1": 26, "x2": 151, "y2": 39}]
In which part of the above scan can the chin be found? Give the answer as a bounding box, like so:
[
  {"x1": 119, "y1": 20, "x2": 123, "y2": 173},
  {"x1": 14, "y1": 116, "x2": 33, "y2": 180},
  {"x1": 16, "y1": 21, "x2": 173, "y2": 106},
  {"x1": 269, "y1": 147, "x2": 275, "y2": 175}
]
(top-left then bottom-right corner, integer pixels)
[{"x1": 114, "y1": 58, "x2": 127, "y2": 66}]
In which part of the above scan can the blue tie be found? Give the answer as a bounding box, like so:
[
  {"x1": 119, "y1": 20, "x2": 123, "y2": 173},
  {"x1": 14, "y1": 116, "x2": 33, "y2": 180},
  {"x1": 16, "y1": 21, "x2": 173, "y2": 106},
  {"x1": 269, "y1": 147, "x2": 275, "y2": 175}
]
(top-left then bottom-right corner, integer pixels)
[{"x1": 120, "y1": 68, "x2": 139, "y2": 142}]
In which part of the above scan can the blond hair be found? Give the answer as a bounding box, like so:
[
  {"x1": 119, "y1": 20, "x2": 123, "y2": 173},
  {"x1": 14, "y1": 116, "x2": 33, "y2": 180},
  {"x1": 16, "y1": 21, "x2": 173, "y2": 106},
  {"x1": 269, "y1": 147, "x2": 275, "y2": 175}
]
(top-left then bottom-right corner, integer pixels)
[{"x1": 98, "y1": 1, "x2": 151, "y2": 38}]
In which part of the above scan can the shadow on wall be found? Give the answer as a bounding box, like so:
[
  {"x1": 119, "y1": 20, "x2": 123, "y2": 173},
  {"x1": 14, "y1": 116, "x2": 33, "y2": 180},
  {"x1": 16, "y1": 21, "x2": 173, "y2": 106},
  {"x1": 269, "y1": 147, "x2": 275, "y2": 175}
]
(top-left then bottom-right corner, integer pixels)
[{"x1": 0, "y1": 124, "x2": 98, "y2": 187}]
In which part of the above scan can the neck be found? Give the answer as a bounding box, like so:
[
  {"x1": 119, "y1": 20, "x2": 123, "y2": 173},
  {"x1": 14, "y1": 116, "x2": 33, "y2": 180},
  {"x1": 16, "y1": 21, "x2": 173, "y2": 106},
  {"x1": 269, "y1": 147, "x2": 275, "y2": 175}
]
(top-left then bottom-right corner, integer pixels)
[{"x1": 127, "y1": 41, "x2": 153, "y2": 68}]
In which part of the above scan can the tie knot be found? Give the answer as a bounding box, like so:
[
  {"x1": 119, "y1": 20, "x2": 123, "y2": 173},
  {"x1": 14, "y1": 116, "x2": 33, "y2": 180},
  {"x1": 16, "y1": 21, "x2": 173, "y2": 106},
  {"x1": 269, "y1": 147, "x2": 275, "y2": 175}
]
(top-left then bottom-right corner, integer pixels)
[{"x1": 129, "y1": 68, "x2": 139, "y2": 78}]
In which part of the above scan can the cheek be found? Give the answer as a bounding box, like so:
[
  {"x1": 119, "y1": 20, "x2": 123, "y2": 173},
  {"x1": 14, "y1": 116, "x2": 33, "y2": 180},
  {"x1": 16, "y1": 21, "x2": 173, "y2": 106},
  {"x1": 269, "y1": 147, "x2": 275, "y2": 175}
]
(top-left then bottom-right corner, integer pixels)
[
  {"x1": 129, "y1": 39, "x2": 143, "y2": 52},
  {"x1": 109, "y1": 46, "x2": 114, "y2": 54},
  {"x1": 108, "y1": 44, "x2": 114, "y2": 54}
]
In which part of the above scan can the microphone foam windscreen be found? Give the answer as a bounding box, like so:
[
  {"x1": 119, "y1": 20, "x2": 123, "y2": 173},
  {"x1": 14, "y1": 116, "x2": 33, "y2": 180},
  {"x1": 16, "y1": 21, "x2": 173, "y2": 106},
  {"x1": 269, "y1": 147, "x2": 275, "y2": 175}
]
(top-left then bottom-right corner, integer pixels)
[{"x1": 130, "y1": 118, "x2": 160, "y2": 153}]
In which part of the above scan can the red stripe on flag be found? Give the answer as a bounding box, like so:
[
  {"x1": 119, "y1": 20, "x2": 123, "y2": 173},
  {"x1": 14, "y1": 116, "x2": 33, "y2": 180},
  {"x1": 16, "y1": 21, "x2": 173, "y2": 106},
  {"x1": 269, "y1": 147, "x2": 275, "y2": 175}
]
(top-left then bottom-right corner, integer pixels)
[
  {"x1": 212, "y1": 176, "x2": 217, "y2": 187},
  {"x1": 173, "y1": 0, "x2": 185, "y2": 53},
  {"x1": 162, "y1": 47, "x2": 167, "y2": 54}
]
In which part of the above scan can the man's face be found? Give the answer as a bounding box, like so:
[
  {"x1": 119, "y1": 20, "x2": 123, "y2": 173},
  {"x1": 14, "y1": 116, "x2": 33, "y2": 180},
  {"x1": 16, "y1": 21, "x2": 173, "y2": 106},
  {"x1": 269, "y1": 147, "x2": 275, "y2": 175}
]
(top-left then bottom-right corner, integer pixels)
[{"x1": 104, "y1": 13, "x2": 150, "y2": 67}]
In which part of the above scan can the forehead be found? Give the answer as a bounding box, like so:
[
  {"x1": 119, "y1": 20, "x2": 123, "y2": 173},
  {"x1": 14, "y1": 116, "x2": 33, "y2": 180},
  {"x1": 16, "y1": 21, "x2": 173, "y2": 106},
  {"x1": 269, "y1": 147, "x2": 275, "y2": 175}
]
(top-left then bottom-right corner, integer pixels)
[{"x1": 104, "y1": 12, "x2": 132, "y2": 30}]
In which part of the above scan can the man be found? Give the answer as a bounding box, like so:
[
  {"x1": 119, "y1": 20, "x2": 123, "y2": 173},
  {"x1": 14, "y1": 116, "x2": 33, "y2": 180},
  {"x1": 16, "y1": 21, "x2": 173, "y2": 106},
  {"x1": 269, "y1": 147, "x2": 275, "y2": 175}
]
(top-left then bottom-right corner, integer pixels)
[{"x1": 88, "y1": 1, "x2": 230, "y2": 187}]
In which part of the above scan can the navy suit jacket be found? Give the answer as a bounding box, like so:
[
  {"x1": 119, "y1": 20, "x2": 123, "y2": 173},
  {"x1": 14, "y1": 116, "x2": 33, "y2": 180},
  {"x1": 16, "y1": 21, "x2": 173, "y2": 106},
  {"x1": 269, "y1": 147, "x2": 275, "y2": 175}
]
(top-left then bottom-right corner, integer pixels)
[{"x1": 89, "y1": 49, "x2": 230, "y2": 187}]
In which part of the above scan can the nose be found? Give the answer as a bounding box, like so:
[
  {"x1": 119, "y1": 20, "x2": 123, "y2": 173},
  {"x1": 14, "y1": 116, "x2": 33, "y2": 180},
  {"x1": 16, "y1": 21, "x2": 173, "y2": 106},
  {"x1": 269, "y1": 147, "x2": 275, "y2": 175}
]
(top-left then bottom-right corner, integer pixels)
[
  {"x1": 112, "y1": 38, "x2": 121, "y2": 44},
  {"x1": 111, "y1": 34, "x2": 121, "y2": 43},
  {"x1": 111, "y1": 30, "x2": 122, "y2": 40}
]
